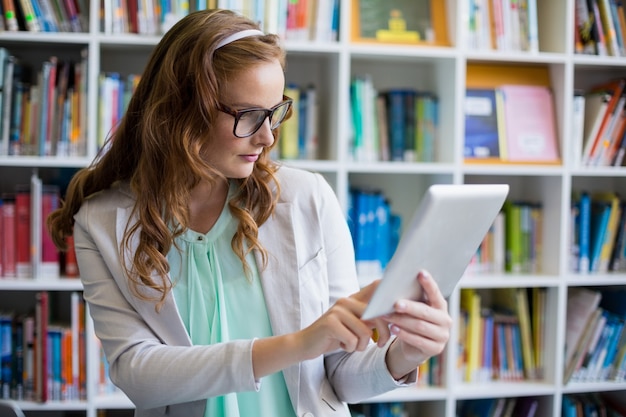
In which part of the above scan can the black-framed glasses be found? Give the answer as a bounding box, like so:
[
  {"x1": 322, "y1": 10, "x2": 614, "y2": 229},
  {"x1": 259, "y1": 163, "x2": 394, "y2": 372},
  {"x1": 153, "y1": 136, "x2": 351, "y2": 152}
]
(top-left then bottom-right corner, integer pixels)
[{"x1": 217, "y1": 95, "x2": 293, "y2": 138}]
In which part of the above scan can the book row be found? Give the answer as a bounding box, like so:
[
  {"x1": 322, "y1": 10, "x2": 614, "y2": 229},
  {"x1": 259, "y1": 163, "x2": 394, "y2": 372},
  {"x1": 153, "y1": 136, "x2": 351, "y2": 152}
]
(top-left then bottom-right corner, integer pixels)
[
  {"x1": 97, "y1": 72, "x2": 140, "y2": 149},
  {"x1": 0, "y1": 174, "x2": 77, "y2": 279},
  {"x1": 350, "y1": 77, "x2": 439, "y2": 163},
  {"x1": 0, "y1": 0, "x2": 85, "y2": 32},
  {"x1": 0, "y1": 48, "x2": 89, "y2": 158},
  {"x1": 0, "y1": 291, "x2": 86, "y2": 402},
  {"x1": 570, "y1": 191, "x2": 626, "y2": 274},
  {"x1": 563, "y1": 392, "x2": 626, "y2": 417},
  {"x1": 459, "y1": 288, "x2": 546, "y2": 384},
  {"x1": 574, "y1": 78, "x2": 626, "y2": 168},
  {"x1": 458, "y1": 396, "x2": 540, "y2": 417},
  {"x1": 465, "y1": 0, "x2": 539, "y2": 53},
  {"x1": 575, "y1": 0, "x2": 626, "y2": 57},
  {"x1": 347, "y1": 188, "x2": 401, "y2": 283},
  {"x1": 349, "y1": 401, "x2": 406, "y2": 417},
  {"x1": 275, "y1": 83, "x2": 318, "y2": 161},
  {"x1": 468, "y1": 200, "x2": 543, "y2": 275},
  {"x1": 564, "y1": 287, "x2": 626, "y2": 385},
  {"x1": 101, "y1": 0, "x2": 339, "y2": 41},
  {"x1": 464, "y1": 85, "x2": 560, "y2": 164}
]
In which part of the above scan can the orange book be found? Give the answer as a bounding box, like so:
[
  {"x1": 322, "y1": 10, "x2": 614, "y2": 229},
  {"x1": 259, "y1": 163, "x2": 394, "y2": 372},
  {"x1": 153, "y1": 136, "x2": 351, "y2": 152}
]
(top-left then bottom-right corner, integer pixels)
[
  {"x1": 583, "y1": 79, "x2": 626, "y2": 165},
  {"x1": 3, "y1": 0, "x2": 19, "y2": 30}
]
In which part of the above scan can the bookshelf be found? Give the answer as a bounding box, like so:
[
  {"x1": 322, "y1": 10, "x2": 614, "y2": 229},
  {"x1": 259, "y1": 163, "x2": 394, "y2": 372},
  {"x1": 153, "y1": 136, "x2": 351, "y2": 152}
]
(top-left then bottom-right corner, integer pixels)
[{"x1": 1, "y1": 0, "x2": 626, "y2": 416}]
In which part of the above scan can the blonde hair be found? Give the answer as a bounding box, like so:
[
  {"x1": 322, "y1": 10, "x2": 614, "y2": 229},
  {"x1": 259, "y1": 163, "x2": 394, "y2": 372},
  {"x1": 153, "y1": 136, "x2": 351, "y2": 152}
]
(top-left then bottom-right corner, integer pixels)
[{"x1": 47, "y1": 9, "x2": 287, "y2": 308}]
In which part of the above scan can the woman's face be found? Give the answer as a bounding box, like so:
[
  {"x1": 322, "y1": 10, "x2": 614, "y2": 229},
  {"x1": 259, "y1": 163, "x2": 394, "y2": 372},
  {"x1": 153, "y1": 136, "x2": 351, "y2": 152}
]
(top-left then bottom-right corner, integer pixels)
[{"x1": 205, "y1": 59, "x2": 286, "y2": 179}]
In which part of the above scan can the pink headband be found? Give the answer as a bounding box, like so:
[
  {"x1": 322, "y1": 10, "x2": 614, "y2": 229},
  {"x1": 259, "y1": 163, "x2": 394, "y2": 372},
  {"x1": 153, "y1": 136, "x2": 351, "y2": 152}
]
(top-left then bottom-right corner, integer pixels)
[{"x1": 216, "y1": 29, "x2": 264, "y2": 49}]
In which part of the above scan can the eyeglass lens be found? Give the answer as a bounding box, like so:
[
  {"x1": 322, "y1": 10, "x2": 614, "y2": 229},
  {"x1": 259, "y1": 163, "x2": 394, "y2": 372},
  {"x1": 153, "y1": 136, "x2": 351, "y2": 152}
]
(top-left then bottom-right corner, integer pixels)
[{"x1": 235, "y1": 101, "x2": 291, "y2": 137}]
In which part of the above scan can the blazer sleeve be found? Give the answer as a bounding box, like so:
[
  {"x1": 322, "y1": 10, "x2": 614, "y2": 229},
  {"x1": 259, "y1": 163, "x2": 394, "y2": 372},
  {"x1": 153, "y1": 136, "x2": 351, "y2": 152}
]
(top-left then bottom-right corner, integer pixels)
[{"x1": 74, "y1": 196, "x2": 260, "y2": 410}]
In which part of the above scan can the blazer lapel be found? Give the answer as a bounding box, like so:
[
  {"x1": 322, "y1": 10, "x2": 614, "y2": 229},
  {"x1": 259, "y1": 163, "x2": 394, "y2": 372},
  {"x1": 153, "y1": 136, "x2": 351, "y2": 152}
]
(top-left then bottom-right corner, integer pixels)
[{"x1": 257, "y1": 202, "x2": 301, "y2": 407}]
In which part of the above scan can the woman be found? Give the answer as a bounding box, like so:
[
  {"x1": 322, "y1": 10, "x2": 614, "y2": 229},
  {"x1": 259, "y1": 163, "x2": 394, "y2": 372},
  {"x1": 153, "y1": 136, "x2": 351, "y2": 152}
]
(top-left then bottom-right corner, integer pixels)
[{"x1": 47, "y1": 9, "x2": 452, "y2": 417}]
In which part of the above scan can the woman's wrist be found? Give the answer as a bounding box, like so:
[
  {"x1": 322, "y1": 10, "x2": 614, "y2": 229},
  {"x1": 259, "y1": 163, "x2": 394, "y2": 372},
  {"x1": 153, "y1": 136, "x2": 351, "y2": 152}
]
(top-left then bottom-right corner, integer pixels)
[{"x1": 385, "y1": 338, "x2": 424, "y2": 381}]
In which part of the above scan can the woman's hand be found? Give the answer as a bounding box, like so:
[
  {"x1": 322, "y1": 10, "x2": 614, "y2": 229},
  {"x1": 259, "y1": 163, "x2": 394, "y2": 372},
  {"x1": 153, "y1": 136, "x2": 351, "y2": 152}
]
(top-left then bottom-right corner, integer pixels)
[
  {"x1": 295, "y1": 280, "x2": 388, "y2": 360},
  {"x1": 382, "y1": 270, "x2": 453, "y2": 380}
]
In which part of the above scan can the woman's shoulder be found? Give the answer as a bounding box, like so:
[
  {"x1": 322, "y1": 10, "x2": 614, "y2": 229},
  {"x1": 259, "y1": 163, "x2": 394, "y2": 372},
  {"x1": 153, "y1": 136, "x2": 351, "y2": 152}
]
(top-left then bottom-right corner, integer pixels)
[
  {"x1": 275, "y1": 165, "x2": 334, "y2": 202},
  {"x1": 80, "y1": 181, "x2": 135, "y2": 212}
]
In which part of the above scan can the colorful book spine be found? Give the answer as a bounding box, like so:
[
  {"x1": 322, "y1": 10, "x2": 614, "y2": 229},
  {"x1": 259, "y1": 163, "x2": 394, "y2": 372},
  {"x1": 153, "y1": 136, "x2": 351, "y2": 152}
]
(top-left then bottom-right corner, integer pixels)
[
  {"x1": 1, "y1": 194, "x2": 17, "y2": 278},
  {"x1": 578, "y1": 192, "x2": 592, "y2": 273}
]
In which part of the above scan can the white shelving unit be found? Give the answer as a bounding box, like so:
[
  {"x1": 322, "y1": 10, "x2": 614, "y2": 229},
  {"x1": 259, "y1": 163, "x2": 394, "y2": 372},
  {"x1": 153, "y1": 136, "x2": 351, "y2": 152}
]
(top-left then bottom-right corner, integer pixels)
[{"x1": 1, "y1": 0, "x2": 626, "y2": 416}]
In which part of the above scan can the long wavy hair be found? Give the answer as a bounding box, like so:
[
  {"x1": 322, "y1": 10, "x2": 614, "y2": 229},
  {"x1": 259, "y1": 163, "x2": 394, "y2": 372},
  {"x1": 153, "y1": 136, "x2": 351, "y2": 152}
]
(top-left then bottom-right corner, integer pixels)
[{"x1": 47, "y1": 9, "x2": 286, "y2": 308}]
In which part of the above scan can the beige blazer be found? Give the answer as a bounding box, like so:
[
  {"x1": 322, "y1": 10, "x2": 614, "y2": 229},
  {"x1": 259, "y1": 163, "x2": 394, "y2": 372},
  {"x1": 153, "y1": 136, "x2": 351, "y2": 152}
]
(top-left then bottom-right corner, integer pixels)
[{"x1": 74, "y1": 166, "x2": 415, "y2": 417}]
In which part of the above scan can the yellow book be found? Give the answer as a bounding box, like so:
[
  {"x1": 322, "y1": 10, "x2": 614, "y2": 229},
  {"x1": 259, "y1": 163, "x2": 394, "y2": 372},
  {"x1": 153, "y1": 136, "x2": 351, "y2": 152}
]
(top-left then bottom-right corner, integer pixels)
[
  {"x1": 461, "y1": 288, "x2": 482, "y2": 382},
  {"x1": 280, "y1": 85, "x2": 300, "y2": 160}
]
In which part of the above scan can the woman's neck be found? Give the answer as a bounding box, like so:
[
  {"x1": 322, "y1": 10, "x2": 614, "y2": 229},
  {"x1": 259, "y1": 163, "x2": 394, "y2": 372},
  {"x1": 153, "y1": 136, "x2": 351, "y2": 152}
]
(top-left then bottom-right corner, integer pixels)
[{"x1": 188, "y1": 179, "x2": 230, "y2": 234}]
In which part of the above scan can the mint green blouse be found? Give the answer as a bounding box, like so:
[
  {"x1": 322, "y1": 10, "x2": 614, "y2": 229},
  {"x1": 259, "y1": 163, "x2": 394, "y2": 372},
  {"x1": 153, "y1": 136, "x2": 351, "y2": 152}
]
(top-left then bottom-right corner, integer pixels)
[{"x1": 167, "y1": 193, "x2": 295, "y2": 417}]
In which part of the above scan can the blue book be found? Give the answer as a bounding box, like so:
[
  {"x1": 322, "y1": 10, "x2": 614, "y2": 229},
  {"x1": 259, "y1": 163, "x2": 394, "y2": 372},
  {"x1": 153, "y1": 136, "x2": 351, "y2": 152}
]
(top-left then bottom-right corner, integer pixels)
[
  {"x1": 460, "y1": 398, "x2": 498, "y2": 417},
  {"x1": 562, "y1": 396, "x2": 578, "y2": 417},
  {"x1": 464, "y1": 88, "x2": 500, "y2": 159},
  {"x1": 298, "y1": 88, "x2": 307, "y2": 159},
  {"x1": 403, "y1": 90, "x2": 416, "y2": 161},
  {"x1": 578, "y1": 192, "x2": 592, "y2": 272},
  {"x1": 386, "y1": 90, "x2": 408, "y2": 161},
  {"x1": 601, "y1": 316, "x2": 624, "y2": 378},
  {"x1": 374, "y1": 194, "x2": 391, "y2": 269},
  {"x1": 0, "y1": 315, "x2": 12, "y2": 399}
]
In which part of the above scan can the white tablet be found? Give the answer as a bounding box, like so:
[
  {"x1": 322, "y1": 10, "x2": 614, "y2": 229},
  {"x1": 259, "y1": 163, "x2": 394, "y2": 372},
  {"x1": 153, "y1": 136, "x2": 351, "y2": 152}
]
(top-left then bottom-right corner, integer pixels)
[{"x1": 361, "y1": 183, "x2": 509, "y2": 320}]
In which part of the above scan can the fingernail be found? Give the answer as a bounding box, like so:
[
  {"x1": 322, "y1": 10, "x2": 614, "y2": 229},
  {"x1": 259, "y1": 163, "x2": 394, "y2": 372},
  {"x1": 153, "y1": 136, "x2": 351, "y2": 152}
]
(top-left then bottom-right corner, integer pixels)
[
  {"x1": 396, "y1": 301, "x2": 406, "y2": 311},
  {"x1": 390, "y1": 325, "x2": 400, "y2": 335}
]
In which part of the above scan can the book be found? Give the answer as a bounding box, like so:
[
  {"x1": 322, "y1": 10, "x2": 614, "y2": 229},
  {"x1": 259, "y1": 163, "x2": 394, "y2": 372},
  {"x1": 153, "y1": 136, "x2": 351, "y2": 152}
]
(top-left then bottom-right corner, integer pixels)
[
  {"x1": 498, "y1": 84, "x2": 560, "y2": 163},
  {"x1": 40, "y1": 185, "x2": 60, "y2": 279},
  {"x1": 589, "y1": 198, "x2": 612, "y2": 272},
  {"x1": 0, "y1": 54, "x2": 17, "y2": 157},
  {"x1": 1, "y1": 194, "x2": 16, "y2": 278},
  {"x1": 0, "y1": 313, "x2": 12, "y2": 398},
  {"x1": 590, "y1": 91, "x2": 626, "y2": 166},
  {"x1": 571, "y1": 91, "x2": 587, "y2": 167},
  {"x1": 577, "y1": 192, "x2": 592, "y2": 273},
  {"x1": 386, "y1": 89, "x2": 410, "y2": 161},
  {"x1": 280, "y1": 83, "x2": 299, "y2": 159},
  {"x1": 598, "y1": 0, "x2": 622, "y2": 55},
  {"x1": 564, "y1": 287, "x2": 602, "y2": 378},
  {"x1": 493, "y1": 288, "x2": 537, "y2": 379},
  {"x1": 35, "y1": 290, "x2": 49, "y2": 402},
  {"x1": 464, "y1": 88, "x2": 501, "y2": 160},
  {"x1": 592, "y1": 191, "x2": 622, "y2": 273},
  {"x1": 609, "y1": 201, "x2": 626, "y2": 271},
  {"x1": 460, "y1": 288, "x2": 482, "y2": 382},
  {"x1": 582, "y1": 79, "x2": 626, "y2": 165}
]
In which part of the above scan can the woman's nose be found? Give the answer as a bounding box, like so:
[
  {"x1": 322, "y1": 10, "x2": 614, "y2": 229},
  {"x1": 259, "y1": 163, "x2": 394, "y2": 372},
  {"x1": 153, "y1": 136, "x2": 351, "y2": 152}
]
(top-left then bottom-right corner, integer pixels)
[{"x1": 253, "y1": 118, "x2": 275, "y2": 147}]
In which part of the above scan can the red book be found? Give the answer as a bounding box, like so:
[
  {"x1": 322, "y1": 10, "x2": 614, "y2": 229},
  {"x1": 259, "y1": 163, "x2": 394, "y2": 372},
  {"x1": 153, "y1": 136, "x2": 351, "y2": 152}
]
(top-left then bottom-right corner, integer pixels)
[
  {"x1": 15, "y1": 185, "x2": 31, "y2": 278},
  {"x1": 64, "y1": 235, "x2": 79, "y2": 278},
  {"x1": 40, "y1": 185, "x2": 60, "y2": 279},
  {"x1": 1, "y1": 194, "x2": 17, "y2": 278}
]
